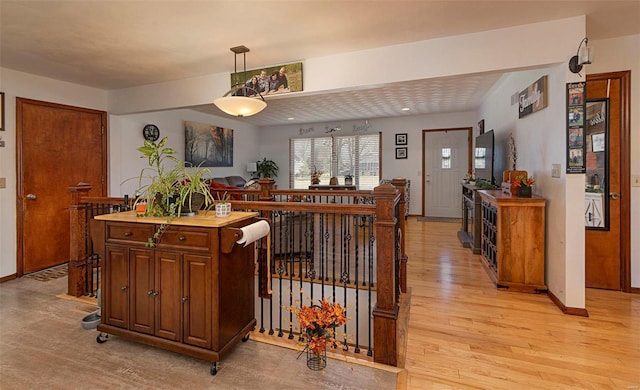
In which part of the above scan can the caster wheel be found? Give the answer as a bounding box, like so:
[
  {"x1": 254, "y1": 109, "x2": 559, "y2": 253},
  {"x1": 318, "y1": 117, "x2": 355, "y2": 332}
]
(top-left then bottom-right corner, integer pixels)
[
  {"x1": 210, "y1": 362, "x2": 217, "y2": 376},
  {"x1": 241, "y1": 334, "x2": 250, "y2": 342},
  {"x1": 96, "y1": 333, "x2": 109, "y2": 344}
]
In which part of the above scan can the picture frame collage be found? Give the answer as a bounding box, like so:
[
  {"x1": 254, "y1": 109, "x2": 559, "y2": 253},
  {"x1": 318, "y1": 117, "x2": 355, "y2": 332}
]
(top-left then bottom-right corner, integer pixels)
[
  {"x1": 395, "y1": 133, "x2": 407, "y2": 159},
  {"x1": 566, "y1": 82, "x2": 586, "y2": 173}
]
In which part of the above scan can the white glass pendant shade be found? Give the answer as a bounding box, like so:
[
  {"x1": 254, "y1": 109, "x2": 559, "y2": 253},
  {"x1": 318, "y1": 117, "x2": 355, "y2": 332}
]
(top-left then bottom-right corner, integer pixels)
[{"x1": 213, "y1": 95, "x2": 266, "y2": 117}]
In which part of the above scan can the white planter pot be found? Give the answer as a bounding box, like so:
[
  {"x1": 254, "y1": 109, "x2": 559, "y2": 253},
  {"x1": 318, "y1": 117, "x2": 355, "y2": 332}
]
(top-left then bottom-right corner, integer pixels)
[{"x1": 215, "y1": 203, "x2": 231, "y2": 217}]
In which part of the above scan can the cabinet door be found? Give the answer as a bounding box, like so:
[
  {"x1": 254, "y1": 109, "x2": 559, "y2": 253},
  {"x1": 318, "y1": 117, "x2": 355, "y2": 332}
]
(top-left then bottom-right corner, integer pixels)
[
  {"x1": 104, "y1": 245, "x2": 129, "y2": 328},
  {"x1": 155, "y1": 251, "x2": 181, "y2": 341},
  {"x1": 182, "y1": 254, "x2": 212, "y2": 349},
  {"x1": 130, "y1": 248, "x2": 155, "y2": 335}
]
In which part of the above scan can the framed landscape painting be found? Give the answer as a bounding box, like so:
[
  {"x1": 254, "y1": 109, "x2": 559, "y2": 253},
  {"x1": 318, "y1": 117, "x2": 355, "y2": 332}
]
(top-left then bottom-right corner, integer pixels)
[{"x1": 185, "y1": 120, "x2": 233, "y2": 167}]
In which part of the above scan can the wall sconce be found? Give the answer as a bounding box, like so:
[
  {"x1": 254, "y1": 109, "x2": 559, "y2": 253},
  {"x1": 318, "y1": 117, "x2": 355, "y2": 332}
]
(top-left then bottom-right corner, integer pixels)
[{"x1": 568, "y1": 37, "x2": 592, "y2": 75}]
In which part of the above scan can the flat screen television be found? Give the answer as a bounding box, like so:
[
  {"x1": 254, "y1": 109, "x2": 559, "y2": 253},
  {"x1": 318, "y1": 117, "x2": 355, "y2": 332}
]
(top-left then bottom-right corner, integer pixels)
[{"x1": 474, "y1": 130, "x2": 495, "y2": 184}]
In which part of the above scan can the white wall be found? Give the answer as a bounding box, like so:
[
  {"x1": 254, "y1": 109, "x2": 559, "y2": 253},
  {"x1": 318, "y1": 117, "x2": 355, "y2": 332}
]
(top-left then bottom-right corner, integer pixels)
[
  {"x1": 479, "y1": 64, "x2": 586, "y2": 308},
  {"x1": 109, "y1": 17, "x2": 587, "y2": 116},
  {"x1": 0, "y1": 68, "x2": 109, "y2": 278},
  {"x1": 108, "y1": 109, "x2": 259, "y2": 197},
  {"x1": 258, "y1": 112, "x2": 476, "y2": 215},
  {"x1": 588, "y1": 34, "x2": 640, "y2": 288}
]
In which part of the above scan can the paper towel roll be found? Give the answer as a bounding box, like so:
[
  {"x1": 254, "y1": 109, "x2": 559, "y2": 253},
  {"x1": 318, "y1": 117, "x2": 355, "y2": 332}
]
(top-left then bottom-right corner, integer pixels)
[{"x1": 236, "y1": 220, "x2": 270, "y2": 247}]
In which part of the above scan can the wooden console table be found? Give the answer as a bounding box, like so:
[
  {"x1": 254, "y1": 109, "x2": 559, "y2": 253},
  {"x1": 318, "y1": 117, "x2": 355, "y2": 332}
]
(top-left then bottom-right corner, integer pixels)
[
  {"x1": 478, "y1": 190, "x2": 547, "y2": 293},
  {"x1": 93, "y1": 210, "x2": 258, "y2": 375}
]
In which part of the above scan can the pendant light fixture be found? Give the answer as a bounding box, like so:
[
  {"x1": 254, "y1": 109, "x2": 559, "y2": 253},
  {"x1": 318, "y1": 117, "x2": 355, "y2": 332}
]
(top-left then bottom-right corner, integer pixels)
[{"x1": 214, "y1": 45, "x2": 267, "y2": 117}]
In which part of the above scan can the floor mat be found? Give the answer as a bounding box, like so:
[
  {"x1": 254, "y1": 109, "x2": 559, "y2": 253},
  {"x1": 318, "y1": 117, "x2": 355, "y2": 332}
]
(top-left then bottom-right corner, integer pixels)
[{"x1": 24, "y1": 265, "x2": 68, "y2": 281}]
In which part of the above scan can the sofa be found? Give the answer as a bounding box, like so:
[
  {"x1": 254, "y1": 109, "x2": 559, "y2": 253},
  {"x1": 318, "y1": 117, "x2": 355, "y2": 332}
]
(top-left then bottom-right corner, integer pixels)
[{"x1": 210, "y1": 176, "x2": 247, "y2": 188}]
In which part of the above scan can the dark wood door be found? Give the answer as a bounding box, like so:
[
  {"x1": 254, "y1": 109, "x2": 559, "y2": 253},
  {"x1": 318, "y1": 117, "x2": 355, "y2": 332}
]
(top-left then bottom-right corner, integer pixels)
[
  {"x1": 17, "y1": 98, "x2": 106, "y2": 274},
  {"x1": 130, "y1": 248, "x2": 155, "y2": 335},
  {"x1": 155, "y1": 251, "x2": 181, "y2": 341},
  {"x1": 585, "y1": 72, "x2": 629, "y2": 290},
  {"x1": 183, "y1": 253, "x2": 212, "y2": 348},
  {"x1": 104, "y1": 245, "x2": 129, "y2": 329}
]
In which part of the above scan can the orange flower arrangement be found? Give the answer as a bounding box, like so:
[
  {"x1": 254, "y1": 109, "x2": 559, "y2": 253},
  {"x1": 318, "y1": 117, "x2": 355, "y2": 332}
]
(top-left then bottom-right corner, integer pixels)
[
  {"x1": 512, "y1": 174, "x2": 535, "y2": 188},
  {"x1": 292, "y1": 299, "x2": 347, "y2": 354}
]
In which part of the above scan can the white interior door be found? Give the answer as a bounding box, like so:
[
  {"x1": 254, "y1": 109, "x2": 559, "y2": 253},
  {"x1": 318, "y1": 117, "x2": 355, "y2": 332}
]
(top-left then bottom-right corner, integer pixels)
[{"x1": 424, "y1": 129, "x2": 469, "y2": 218}]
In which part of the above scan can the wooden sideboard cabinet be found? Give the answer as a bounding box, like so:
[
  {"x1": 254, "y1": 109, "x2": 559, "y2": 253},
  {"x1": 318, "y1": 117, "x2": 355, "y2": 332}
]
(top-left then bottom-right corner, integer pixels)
[
  {"x1": 94, "y1": 211, "x2": 258, "y2": 375},
  {"x1": 477, "y1": 190, "x2": 547, "y2": 293},
  {"x1": 458, "y1": 183, "x2": 482, "y2": 254}
]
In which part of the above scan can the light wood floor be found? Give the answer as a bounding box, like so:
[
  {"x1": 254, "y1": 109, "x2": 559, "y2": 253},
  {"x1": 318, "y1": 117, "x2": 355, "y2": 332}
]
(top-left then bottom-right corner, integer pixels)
[{"x1": 403, "y1": 219, "x2": 640, "y2": 390}]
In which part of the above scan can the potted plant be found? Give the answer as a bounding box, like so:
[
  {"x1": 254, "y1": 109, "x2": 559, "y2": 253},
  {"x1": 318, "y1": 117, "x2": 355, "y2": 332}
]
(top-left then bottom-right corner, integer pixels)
[
  {"x1": 344, "y1": 174, "x2": 353, "y2": 186},
  {"x1": 511, "y1": 174, "x2": 535, "y2": 197},
  {"x1": 256, "y1": 158, "x2": 279, "y2": 178},
  {"x1": 214, "y1": 191, "x2": 231, "y2": 217},
  {"x1": 131, "y1": 137, "x2": 214, "y2": 217}
]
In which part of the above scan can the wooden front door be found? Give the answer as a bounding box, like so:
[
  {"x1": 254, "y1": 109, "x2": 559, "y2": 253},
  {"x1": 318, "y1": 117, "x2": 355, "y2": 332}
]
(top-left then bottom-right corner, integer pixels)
[
  {"x1": 17, "y1": 98, "x2": 107, "y2": 274},
  {"x1": 585, "y1": 72, "x2": 631, "y2": 290}
]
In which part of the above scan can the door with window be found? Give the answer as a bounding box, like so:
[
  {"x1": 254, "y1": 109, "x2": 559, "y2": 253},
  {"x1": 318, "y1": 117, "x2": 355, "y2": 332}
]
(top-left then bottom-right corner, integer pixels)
[
  {"x1": 584, "y1": 71, "x2": 630, "y2": 291},
  {"x1": 423, "y1": 128, "x2": 470, "y2": 218}
]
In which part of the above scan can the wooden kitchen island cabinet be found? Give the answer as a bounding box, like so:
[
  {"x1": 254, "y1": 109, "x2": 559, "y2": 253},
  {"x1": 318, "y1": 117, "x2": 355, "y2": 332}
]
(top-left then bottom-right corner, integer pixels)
[
  {"x1": 94, "y1": 211, "x2": 258, "y2": 375},
  {"x1": 477, "y1": 190, "x2": 547, "y2": 293}
]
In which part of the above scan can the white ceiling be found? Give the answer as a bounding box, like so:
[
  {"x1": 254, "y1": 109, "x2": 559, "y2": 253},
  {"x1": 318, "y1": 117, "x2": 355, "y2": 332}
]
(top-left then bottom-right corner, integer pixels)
[{"x1": 2, "y1": 1, "x2": 639, "y2": 126}]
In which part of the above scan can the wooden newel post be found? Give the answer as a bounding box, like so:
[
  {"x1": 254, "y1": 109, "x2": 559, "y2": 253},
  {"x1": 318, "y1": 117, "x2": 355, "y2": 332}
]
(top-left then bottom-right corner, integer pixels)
[
  {"x1": 391, "y1": 177, "x2": 408, "y2": 294},
  {"x1": 258, "y1": 178, "x2": 275, "y2": 201},
  {"x1": 68, "y1": 185, "x2": 92, "y2": 297},
  {"x1": 372, "y1": 183, "x2": 399, "y2": 366}
]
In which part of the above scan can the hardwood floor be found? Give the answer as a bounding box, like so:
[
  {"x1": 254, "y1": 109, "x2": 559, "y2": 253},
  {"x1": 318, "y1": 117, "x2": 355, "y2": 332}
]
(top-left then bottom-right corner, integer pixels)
[{"x1": 404, "y1": 219, "x2": 640, "y2": 390}]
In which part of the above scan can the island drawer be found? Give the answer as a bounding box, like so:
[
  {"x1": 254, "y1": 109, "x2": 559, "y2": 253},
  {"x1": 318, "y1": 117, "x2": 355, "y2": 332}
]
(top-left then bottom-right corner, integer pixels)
[{"x1": 106, "y1": 222, "x2": 154, "y2": 245}]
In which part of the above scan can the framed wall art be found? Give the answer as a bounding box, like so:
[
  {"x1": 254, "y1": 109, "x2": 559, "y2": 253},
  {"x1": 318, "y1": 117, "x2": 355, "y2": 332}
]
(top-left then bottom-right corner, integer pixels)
[
  {"x1": 184, "y1": 120, "x2": 233, "y2": 167},
  {"x1": 231, "y1": 62, "x2": 303, "y2": 96},
  {"x1": 566, "y1": 82, "x2": 586, "y2": 174},
  {"x1": 395, "y1": 147, "x2": 407, "y2": 159},
  {"x1": 395, "y1": 133, "x2": 407, "y2": 145}
]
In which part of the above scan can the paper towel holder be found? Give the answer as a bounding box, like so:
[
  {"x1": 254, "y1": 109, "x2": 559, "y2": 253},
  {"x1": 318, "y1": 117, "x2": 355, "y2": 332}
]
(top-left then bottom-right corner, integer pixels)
[{"x1": 221, "y1": 218, "x2": 270, "y2": 254}]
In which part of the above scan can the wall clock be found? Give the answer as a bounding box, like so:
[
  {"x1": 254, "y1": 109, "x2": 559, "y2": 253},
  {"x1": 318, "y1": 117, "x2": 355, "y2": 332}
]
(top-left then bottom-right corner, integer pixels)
[{"x1": 143, "y1": 124, "x2": 160, "y2": 141}]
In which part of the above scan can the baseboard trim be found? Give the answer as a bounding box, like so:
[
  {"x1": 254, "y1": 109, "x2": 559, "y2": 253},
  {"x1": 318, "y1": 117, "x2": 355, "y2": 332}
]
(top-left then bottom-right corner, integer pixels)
[
  {"x1": 0, "y1": 274, "x2": 18, "y2": 283},
  {"x1": 630, "y1": 287, "x2": 640, "y2": 294},
  {"x1": 547, "y1": 290, "x2": 589, "y2": 317}
]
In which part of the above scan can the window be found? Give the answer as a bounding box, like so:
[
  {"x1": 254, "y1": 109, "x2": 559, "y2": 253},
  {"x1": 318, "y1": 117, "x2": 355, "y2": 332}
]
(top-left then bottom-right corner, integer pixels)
[
  {"x1": 474, "y1": 147, "x2": 486, "y2": 169},
  {"x1": 441, "y1": 147, "x2": 451, "y2": 169},
  {"x1": 290, "y1": 133, "x2": 380, "y2": 189}
]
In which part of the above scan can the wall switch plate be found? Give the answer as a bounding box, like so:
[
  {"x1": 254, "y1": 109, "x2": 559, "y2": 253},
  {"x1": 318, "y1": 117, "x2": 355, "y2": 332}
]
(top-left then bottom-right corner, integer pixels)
[
  {"x1": 0, "y1": 178, "x2": 6, "y2": 189},
  {"x1": 632, "y1": 174, "x2": 640, "y2": 187},
  {"x1": 552, "y1": 164, "x2": 561, "y2": 178}
]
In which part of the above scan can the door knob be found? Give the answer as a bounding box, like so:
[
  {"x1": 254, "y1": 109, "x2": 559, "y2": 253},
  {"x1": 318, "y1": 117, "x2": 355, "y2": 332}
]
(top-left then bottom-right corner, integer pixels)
[
  {"x1": 120, "y1": 286, "x2": 127, "y2": 291},
  {"x1": 610, "y1": 192, "x2": 620, "y2": 200},
  {"x1": 182, "y1": 296, "x2": 188, "y2": 303},
  {"x1": 26, "y1": 194, "x2": 37, "y2": 200}
]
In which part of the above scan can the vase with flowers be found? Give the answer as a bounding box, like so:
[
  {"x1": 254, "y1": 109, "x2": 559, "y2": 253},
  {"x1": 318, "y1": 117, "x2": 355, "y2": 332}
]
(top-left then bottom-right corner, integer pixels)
[
  {"x1": 512, "y1": 174, "x2": 535, "y2": 197},
  {"x1": 292, "y1": 299, "x2": 347, "y2": 370},
  {"x1": 310, "y1": 166, "x2": 323, "y2": 185}
]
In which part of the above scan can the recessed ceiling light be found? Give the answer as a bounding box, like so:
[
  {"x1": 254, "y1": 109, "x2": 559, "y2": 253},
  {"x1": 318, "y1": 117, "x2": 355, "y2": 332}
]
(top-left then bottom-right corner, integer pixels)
[
  {"x1": 287, "y1": 117, "x2": 295, "y2": 120},
  {"x1": 401, "y1": 107, "x2": 410, "y2": 111}
]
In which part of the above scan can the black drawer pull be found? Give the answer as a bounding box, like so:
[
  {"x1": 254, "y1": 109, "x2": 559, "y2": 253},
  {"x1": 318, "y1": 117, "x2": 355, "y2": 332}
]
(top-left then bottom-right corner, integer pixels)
[
  {"x1": 179, "y1": 236, "x2": 186, "y2": 241},
  {"x1": 123, "y1": 232, "x2": 132, "y2": 237}
]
